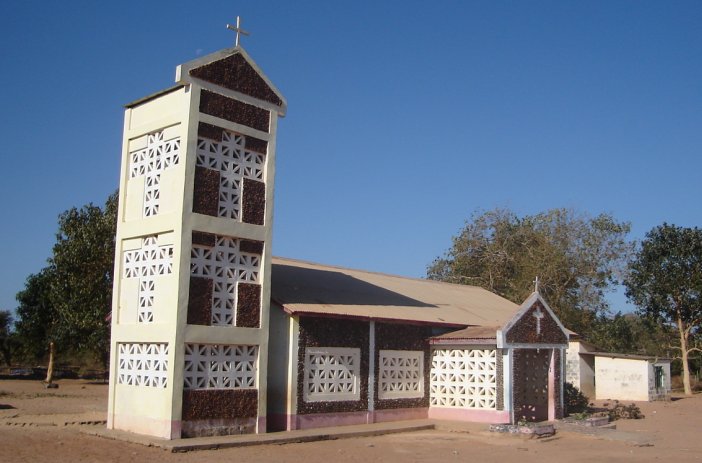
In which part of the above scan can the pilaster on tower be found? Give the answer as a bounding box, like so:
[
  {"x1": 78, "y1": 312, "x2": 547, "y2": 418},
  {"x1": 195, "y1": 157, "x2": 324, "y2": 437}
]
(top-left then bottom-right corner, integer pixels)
[{"x1": 107, "y1": 44, "x2": 286, "y2": 439}]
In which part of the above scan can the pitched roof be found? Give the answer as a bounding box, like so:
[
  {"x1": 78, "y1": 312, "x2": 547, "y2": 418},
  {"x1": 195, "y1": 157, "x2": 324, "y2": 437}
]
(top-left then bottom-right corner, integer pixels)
[
  {"x1": 176, "y1": 46, "x2": 287, "y2": 115},
  {"x1": 581, "y1": 351, "x2": 672, "y2": 362},
  {"x1": 271, "y1": 257, "x2": 521, "y2": 326}
]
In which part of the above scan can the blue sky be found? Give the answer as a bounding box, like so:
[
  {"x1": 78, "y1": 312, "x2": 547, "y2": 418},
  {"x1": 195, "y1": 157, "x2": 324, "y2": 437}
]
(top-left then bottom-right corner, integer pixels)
[{"x1": 1, "y1": 1, "x2": 700, "y2": 315}]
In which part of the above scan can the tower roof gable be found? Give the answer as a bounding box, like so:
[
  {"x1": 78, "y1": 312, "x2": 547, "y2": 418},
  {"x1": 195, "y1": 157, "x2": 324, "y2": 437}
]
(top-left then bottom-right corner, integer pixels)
[{"x1": 176, "y1": 47, "x2": 287, "y2": 115}]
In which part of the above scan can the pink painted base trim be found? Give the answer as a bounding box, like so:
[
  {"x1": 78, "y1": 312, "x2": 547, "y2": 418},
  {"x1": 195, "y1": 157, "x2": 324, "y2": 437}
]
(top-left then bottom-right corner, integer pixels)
[
  {"x1": 373, "y1": 407, "x2": 428, "y2": 423},
  {"x1": 428, "y1": 407, "x2": 510, "y2": 423},
  {"x1": 281, "y1": 408, "x2": 429, "y2": 431},
  {"x1": 294, "y1": 410, "x2": 370, "y2": 430}
]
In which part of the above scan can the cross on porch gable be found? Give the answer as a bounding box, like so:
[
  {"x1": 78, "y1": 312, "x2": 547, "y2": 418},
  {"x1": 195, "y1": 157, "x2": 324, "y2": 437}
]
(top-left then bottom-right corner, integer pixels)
[
  {"x1": 533, "y1": 306, "x2": 545, "y2": 336},
  {"x1": 130, "y1": 131, "x2": 181, "y2": 217},
  {"x1": 190, "y1": 236, "x2": 261, "y2": 326},
  {"x1": 123, "y1": 236, "x2": 174, "y2": 323},
  {"x1": 196, "y1": 131, "x2": 265, "y2": 219}
]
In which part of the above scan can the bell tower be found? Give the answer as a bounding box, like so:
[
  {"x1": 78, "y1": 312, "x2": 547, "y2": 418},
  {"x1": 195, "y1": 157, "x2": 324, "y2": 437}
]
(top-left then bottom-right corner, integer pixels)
[{"x1": 107, "y1": 28, "x2": 286, "y2": 438}]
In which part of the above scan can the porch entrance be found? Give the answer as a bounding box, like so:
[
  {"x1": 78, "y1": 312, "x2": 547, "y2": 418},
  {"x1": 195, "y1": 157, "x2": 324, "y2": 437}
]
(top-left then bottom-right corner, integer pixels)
[{"x1": 513, "y1": 349, "x2": 551, "y2": 422}]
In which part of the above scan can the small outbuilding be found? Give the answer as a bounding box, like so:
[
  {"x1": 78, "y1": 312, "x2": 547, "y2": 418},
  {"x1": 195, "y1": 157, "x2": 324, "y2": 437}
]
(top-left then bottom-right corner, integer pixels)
[{"x1": 566, "y1": 338, "x2": 671, "y2": 401}]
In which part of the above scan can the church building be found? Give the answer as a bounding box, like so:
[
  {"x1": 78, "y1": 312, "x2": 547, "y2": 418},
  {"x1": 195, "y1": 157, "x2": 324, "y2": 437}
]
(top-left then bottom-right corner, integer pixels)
[{"x1": 107, "y1": 28, "x2": 568, "y2": 439}]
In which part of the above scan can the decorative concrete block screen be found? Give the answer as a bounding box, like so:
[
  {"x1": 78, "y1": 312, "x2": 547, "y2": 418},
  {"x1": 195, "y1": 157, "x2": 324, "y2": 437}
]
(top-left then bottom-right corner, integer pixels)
[
  {"x1": 129, "y1": 131, "x2": 180, "y2": 217},
  {"x1": 430, "y1": 349, "x2": 497, "y2": 409},
  {"x1": 183, "y1": 344, "x2": 257, "y2": 389},
  {"x1": 190, "y1": 236, "x2": 261, "y2": 326},
  {"x1": 378, "y1": 350, "x2": 424, "y2": 399},
  {"x1": 123, "y1": 236, "x2": 174, "y2": 323},
  {"x1": 304, "y1": 347, "x2": 360, "y2": 402},
  {"x1": 197, "y1": 130, "x2": 265, "y2": 220},
  {"x1": 117, "y1": 343, "x2": 169, "y2": 388}
]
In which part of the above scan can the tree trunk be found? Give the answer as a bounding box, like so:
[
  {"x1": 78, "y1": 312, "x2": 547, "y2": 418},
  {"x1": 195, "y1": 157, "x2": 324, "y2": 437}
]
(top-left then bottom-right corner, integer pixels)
[
  {"x1": 677, "y1": 316, "x2": 692, "y2": 395},
  {"x1": 45, "y1": 342, "x2": 55, "y2": 385}
]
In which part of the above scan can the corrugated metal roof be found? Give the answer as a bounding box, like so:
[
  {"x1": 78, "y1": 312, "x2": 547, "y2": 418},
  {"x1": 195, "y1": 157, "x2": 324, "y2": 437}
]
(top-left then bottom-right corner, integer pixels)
[
  {"x1": 582, "y1": 351, "x2": 672, "y2": 362},
  {"x1": 271, "y1": 257, "x2": 520, "y2": 327},
  {"x1": 430, "y1": 325, "x2": 500, "y2": 340}
]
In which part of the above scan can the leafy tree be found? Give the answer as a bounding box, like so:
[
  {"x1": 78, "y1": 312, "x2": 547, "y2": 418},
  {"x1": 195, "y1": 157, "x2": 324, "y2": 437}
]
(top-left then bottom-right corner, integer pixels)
[
  {"x1": 625, "y1": 224, "x2": 702, "y2": 395},
  {"x1": 48, "y1": 192, "x2": 117, "y2": 368},
  {"x1": 0, "y1": 309, "x2": 15, "y2": 366},
  {"x1": 14, "y1": 192, "x2": 117, "y2": 373},
  {"x1": 427, "y1": 208, "x2": 633, "y2": 332},
  {"x1": 586, "y1": 312, "x2": 676, "y2": 357},
  {"x1": 14, "y1": 269, "x2": 58, "y2": 364}
]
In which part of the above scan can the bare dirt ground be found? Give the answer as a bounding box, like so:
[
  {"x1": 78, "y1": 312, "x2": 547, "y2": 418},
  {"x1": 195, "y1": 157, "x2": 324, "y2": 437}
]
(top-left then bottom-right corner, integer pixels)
[{"x1": 1, "y1": 379, "x2": 701, "y2": 463}]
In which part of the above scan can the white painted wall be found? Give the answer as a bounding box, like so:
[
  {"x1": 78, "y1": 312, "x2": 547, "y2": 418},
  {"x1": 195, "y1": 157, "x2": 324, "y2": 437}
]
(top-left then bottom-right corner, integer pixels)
[
  {"x1": 595, "y1": 357, "x2": 650, "y2": 401},
  {"x1": 266, "y1": 304, "x2": 290, "y2": 417}
]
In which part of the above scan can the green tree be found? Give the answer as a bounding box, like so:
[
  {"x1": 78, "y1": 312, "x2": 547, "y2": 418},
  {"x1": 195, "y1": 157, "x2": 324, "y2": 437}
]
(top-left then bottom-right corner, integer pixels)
[
  {"x1": 48, "y1": 192, "x2": 117, "y2": 367},
  {"x1": 14, "y1": 192, "x2": 118, "y2": 373},
  {"x1": 14, "y1": 269, "x2": 58, "y2": 364},
  {"x1": 585, "y1": 312, "x2": 675, "y2": 356},
  {"x1": 428, "y1": 208, "x2": 633, "y2": 332},
  {"x1": 0, "y1": 309, "x2": 15, "y2": 366},
  {"x1": 625, "y1": 224, "x2": 702, "y2": 395}
]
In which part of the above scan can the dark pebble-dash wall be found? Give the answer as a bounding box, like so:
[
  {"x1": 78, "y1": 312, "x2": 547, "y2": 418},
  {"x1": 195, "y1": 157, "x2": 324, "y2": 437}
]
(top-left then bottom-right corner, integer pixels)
[
  {"x1": 373, "y1": 323, "x2": 431, "y2": 410},
  {"x1": 297, "y1": 317, "x2": 369, "y2": 414},
  {"x1": 505, "y1": 301, "x2": 567, "y2": 345}
]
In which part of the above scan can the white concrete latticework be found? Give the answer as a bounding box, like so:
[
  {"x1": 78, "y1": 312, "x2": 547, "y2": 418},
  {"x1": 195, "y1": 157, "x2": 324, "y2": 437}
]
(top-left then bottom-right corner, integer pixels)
[
  {"x1": 190, "y1": 236, "x2": 261, "y2": 326},
  {"x1": 117, "y1": 343, "x2": 169, "y2": 388},
  {"x1": 378, "y1": 350, "x2": 424, "y2": 399},
  {"x1": 123, "y1": 236, "x2": 174, "y2": 323},
  {"x1": 197, "y1": 131, "x2": 265, "y2": 220},
  {"x1": 183, "y1": 344, "x2": 258, "y2": 390},
  {"x1": 303, "y1": 347, "x2": 360, "y2": 402},
  {"x1": 129, "y1": 131, "x2": 181, "y2": 217},
  {"x1": 430, "y1": 349, "x2": 497, "y2": 410}
]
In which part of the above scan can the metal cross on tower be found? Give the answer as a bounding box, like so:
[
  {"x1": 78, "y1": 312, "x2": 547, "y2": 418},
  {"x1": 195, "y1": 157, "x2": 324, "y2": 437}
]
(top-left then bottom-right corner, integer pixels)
[
  {"x1": 226, "y1": 16, "x2": 250, "y2": 47},
  {"x1": 533, "y1": 276, "x2": 540, "y2": 293}
]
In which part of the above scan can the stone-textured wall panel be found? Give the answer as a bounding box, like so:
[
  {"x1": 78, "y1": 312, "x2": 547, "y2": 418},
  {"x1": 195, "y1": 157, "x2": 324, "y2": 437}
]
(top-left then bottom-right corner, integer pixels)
[
  {"x1": 182, "y1": 389, "x2": 258, "y2": 420},
  {"x1": 199, "y1": 90, "x2": 270, "y2": 132},
  {"x1": 198, "y1": 122, "x2": 225, "y2": 141},
  {"x1": 297, "y1": 317, "x2": 369, "y2": 414},
  {"x1": 187, "y1": 277, "x2": 213, "y2": 326},
  {"x1": 190, "y1": 53, "x2": 283, "y2": 107},
  {"x1": 193, "y1": 166, "x2": 220, "y2": 217},
  {"x1": 496, "y1": 349, "x2": 504, "y2": 411},
  {"x1": 505, "y1": 301, "x2": 567, "y2": 345},
  {"x1": 245, "y1": 136, "x2": 268, "y2": 154},
  {"x1": 239, "y1": 239, "x2": 264, "y2": 255},
  {"x1": 236, "y1": 283, "x2": 261, "y2": 328},
  {"x1": 192, "y1": 231, "x2": 216, "y2": 247},
  {"x1": 242, "y1": 178, "x2": 265, "y2": 225}
]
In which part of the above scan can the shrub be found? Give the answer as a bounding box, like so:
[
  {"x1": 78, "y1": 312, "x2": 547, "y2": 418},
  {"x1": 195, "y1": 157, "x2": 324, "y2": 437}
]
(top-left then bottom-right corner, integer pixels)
[
  {"x1": 564, "y1": 382, "x2": 589, "y2": 415},
  {"x1": 606, "y1": 401, "x2": 644, "y2": 420}
]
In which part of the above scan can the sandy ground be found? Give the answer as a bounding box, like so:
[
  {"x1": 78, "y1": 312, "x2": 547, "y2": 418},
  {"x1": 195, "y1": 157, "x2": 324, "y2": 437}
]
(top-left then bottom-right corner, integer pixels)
[{"x1": 0, "y1": 379, "x2": 701, "y2": 463}]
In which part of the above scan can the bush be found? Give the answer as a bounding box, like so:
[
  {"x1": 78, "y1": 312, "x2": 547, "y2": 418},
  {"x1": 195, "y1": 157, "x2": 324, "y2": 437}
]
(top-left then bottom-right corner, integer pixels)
[
  {"x1": 606, "y1": 401, "x2": 644, "y2": 420},
  {"x1": 564, "y1": 382, "x2": 589, "y2": 415}
]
